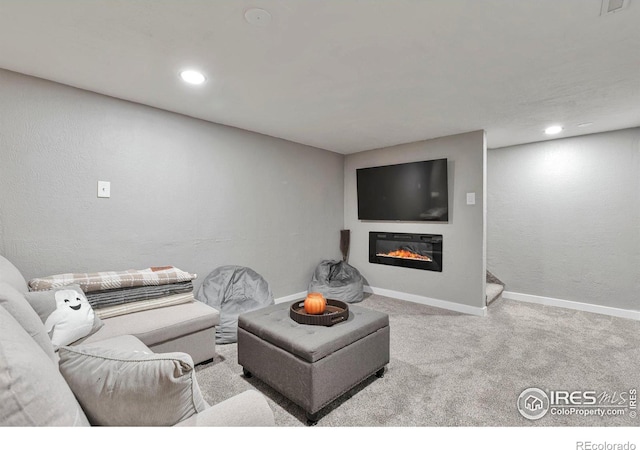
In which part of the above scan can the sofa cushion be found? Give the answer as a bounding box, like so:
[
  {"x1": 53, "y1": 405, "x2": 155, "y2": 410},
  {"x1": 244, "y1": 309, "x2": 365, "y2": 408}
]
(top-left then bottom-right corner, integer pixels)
[
  {"x1": 76, "y1": 334, "x2": 152, "y2": 353},
  {"x1": 58, "y1": 344, "x2": 209, "y2": 426},
  {"x1": 80, "y1": 300, "x2": 219, "y2": 347},
  {"x1": 0, "y1": 282, "x2": 56, "y2": 362},
  {"x1": 24, "y1": 284, "x2": 103, "y2": 347},
  {"x1": 0, "y1": 305, "x2": 90, "y2": 426},
  {"x1": 174, "y1": 390, "x2": 275, "y2": 427},
  {"x1": 0, "y1": 254, "x2": 28, "y2": 293}
]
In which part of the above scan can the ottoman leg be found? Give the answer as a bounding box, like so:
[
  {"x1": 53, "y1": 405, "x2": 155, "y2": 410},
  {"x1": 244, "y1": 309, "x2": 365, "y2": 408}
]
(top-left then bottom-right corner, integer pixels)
[
  {"x1": 376, "y1": 367, "x2": 385, "y2": 378},
  {"x1": 306, "y1": 411, "x2": 319, "y2": 426},
  {"x1": 242, "y1": 367, "x2": 252, "y2": 378}
]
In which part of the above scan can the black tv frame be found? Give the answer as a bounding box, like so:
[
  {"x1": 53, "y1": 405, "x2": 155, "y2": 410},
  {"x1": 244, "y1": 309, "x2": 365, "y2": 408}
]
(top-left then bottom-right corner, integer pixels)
[{"x1": 356, "y1": 158, "x2": 449, "y2": 222}]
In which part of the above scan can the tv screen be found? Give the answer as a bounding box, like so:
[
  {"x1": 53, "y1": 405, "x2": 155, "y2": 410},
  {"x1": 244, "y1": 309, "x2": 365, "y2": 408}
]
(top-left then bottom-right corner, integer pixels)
[{"x1": 356, "y1": 158, "x2": 449, "y2": 221}]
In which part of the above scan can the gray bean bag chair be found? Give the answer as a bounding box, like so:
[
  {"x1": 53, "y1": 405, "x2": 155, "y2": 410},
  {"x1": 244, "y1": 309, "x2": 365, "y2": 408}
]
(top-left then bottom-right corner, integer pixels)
[
  {"x1": 308, "y1": 260, "x2": 364, "y2": 304},
  {"x1": 195, "y1": 265, "x2": 274, "y2": 344}
]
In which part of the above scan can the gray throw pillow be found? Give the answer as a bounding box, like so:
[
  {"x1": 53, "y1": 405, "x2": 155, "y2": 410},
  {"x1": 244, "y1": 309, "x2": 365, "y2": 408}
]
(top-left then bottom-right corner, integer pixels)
[
  {"x1": 0, "y1": 254, "x2": 29, "y2": 292},
  {"x1": 0, "y1": 305, "x2": 90, "y2": 426},
  {"x1": 25, "y1": 284, "x2": 103, "y2": 347},
  {"x1": 0, "y1": 282, "x2": 56, "y2": 362},
  {"x1": 58, "y1": 345, "x2": 209, "y2": 426}
]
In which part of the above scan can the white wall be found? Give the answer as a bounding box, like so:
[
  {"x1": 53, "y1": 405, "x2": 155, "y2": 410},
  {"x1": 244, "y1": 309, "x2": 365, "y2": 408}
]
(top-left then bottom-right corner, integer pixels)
[
  {"x1": 0, "y1": 69, "x2": 344, "y2": 297},
  {"x1": 488, "y1": 128, "x2": 640, "y2": 312},
  {"x1": 344, "y1": 131, "x2": 487, "y2": 312}
]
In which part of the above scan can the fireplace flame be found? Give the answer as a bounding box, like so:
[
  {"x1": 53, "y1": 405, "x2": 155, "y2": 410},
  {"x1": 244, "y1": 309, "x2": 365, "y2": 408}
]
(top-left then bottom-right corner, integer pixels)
[{"x1": 377, "y1": 249, "x2": 431, "y2": 261}]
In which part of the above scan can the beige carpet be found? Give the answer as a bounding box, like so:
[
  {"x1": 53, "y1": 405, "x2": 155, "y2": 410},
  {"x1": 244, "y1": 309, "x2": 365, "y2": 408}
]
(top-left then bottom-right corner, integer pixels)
[{"x1": 195, "y1": 294, "x2": 640, "y2": 427}]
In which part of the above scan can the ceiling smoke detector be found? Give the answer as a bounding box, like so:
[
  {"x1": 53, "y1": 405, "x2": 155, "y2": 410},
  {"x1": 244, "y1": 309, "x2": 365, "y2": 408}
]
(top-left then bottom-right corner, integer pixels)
[
  {"x1": 244, "y1": 8, "x2": 271, "y2": 26},
  {"x1": 600, "y1": 0, "x2": 629, "y2": 15}
]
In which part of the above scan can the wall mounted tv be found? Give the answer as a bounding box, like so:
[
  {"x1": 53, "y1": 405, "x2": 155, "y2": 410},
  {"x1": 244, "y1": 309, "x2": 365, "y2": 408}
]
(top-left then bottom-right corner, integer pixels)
[{"x1": 356, "y1": 158, "x2": 449, "y2": 222}]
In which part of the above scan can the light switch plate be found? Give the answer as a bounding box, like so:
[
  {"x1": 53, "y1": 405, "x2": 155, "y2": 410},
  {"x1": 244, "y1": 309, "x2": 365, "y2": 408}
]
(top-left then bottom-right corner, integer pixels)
[
  {"x1": 466, "y1": 192, "x2": 476, "y2": 205},
  {"x1": 97, "y1": 181, "x2": 111, "y2": 198}
]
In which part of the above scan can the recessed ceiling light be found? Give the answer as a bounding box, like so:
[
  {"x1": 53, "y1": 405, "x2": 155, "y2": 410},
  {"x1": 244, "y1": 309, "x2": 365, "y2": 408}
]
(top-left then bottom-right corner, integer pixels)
[
  {"x1": 180, "y1": 70, "x2": 206, "y2": 85},
  {"x1": 544, "y1": 125, "x2": 563, "y2": 135}
]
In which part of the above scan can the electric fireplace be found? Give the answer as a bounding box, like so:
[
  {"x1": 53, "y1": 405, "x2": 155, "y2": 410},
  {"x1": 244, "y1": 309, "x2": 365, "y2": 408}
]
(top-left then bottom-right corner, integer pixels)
[{"x1": 369, "y1": 232, "x2": 443, "y2": 272}]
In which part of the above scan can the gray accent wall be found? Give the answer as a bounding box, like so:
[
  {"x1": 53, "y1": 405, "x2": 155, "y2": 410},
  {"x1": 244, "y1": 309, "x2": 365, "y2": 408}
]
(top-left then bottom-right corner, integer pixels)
[
  {"x1": 488, "y1": 128, "x2": 640, "y2": 311},
  {"x1": 344, "y1": 131, "x2": 487, "y2": 310},
  {"x1": 0, "y1": 69, "x2": 344, "y2": 297}
]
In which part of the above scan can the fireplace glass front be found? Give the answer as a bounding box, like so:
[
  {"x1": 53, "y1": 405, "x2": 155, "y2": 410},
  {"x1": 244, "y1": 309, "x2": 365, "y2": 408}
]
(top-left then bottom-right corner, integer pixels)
[{"x1": 369, "y1": 232, "x2": 443, "y2": 272}]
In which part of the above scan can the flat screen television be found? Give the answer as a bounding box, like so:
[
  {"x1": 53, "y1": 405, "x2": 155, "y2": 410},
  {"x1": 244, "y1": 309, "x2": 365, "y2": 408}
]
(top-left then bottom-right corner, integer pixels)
[{"x1": 356, "y1": 158, "x2": 449, "y2": 221}]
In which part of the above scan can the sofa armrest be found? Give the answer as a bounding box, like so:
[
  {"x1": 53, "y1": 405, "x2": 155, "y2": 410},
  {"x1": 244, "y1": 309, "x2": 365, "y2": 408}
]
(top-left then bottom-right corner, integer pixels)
[{"x1": 174, "y1": 390, "x2": 275, "y2": 427}]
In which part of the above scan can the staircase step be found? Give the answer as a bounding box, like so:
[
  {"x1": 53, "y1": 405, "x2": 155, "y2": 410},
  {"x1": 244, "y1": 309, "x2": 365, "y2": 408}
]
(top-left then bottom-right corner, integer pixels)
[{"x1": 486, "y1": 283, "x2": 504, "y2": 305}]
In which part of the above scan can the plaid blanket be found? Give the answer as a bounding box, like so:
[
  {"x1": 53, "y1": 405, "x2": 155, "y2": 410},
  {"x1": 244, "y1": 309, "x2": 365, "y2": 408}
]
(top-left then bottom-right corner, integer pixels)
[
  {"x1": 28, "y1": 267, "x2": 197, "y2": 293},
  {"x1": 94, "y1": 293, "x2": 195, "y2": 320},
  {"x1": 85, "y1": 281, "x2": 194, "y2": 309}
]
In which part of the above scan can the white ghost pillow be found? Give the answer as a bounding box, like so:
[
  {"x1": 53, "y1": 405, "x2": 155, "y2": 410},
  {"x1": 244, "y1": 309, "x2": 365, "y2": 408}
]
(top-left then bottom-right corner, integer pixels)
[
  {"x1": 24, "y1": 285, "x2": 100, "y2": 347},
  {"x1": 44, "y1": 289, "x2": 96, "y2": 347}
]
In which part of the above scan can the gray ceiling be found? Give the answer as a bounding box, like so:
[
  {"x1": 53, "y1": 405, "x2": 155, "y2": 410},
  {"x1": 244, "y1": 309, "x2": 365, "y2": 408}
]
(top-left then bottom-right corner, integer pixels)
[{"x1": 0, "y1": 0, "x2": 639, "y2": 154}]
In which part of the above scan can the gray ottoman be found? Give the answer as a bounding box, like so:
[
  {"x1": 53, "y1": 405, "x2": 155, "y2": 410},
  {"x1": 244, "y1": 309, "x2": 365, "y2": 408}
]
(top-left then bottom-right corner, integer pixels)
[{"x1": 237, "y1": 301, "x2": 390, "y2": 425}]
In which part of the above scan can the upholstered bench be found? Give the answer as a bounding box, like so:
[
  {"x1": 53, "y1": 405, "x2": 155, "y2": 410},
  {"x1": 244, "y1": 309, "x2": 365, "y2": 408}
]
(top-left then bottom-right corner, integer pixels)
[{"x1": 237, "y1": 301, "x2": 390, "y2": 425}]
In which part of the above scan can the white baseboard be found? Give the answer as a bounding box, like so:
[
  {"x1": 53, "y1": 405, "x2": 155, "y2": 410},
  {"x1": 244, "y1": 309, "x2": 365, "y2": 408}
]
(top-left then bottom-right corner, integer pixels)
[
  {"x1": 275, "y1": 291, "x2": 307, "y2": 304},
  {"x1": 364, "y1": 286, "x2": 487, "y2": 317},
  {"x1": 275, "y1": 287, "x2": 487, "y2": 317},
  {"x1": 503, "y1": 291, "x2": 640, "y2": 321}
]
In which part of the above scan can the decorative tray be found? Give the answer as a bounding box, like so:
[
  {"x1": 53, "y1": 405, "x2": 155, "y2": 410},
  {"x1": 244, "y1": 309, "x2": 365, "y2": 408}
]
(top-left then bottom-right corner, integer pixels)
[{"x1": 290, "y1": 299, "x2": 349, "y2": 327}]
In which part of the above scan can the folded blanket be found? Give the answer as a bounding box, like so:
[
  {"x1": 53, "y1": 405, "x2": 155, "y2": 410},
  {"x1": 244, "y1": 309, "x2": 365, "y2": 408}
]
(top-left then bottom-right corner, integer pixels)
[
  {"x1": 93, "y1": 293, "x2": 195, "y2": 320},
  {"x1": 28, "y1": 267, "x2": 197, "y2": 293},
  {"x1": 86, "y1": 281, "x2": 194, "y2": 309}
]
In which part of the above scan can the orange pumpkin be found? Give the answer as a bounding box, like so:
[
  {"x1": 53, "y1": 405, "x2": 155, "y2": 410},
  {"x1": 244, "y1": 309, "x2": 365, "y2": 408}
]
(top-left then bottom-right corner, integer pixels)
[{"x1": 304, "y1": 292, "x2": 327, "y2": 315}]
